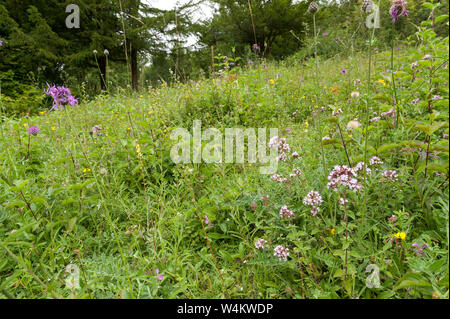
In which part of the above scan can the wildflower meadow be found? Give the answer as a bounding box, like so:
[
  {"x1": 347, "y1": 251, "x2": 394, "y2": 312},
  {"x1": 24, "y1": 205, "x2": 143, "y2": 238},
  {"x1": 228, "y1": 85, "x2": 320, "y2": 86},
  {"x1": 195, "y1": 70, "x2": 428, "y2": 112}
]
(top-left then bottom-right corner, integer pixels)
[{"x1": 0, "y1": 0, "x2": 449, "y2": 301}]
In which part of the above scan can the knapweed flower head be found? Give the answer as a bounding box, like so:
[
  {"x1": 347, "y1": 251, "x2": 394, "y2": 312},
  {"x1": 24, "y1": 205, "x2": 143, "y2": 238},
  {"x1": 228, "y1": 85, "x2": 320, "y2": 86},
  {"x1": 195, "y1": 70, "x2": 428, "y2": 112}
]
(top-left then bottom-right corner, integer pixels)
[
  {"x1": 327, "y1": 165, "x2": 362, "y2": 192},
  {"x1": 411, "y1": 61, "x2": 419, "y2": 69},
  {"x1": 279, "y1": 205, "x2": 295, "y2": 219},
  {"x1": 273, "y1": 245, "x2": 289, "y2": 261},
  {"x1": 411, "y1": 98, "x2": 420, "y2": 105},
  {"x1": 252, "y1": 43, "x2": 260, "y2": 51},
  {"x1": 28, "y1": 126, "x2": 40, "y2": 136},
  {"x1": 390, "y1": 0, "x2": 408, "y2": 23},
  {"x1": 255, "y1": 238, "x2": 268, "y2": 249},
  {"x1": 45, "y1": 83, "x2": 78, "y2": 111},
  {"x1": 340, "y1": 68, "x2": 347, "y2": 74},
  {"x1": 307, "y1": 1, "x2": 319, "y2": 14}
]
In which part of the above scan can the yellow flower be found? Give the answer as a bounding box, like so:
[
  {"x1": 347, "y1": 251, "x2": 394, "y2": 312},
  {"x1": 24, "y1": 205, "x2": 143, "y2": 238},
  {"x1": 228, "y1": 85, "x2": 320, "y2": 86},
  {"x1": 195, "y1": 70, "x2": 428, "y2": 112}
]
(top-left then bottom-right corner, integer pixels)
[
  {"x1": 51, "y1": 127, "x2": 56, "y2": 131},
  {"x1": 330, "y1": 228, "x2": 335, "y2": 236},
  {"x1": 140, "y1": 95, "x2": 143, "y2": 98},
  {"x1": 348, "y1": 134, "x2": 353, "y2": 138},
  {"x1": 305, "y1": 121, "x2": 309, "y2": 128},
  {"x1": 23, "y1": 123, "x2": 28, "y2": 127},
  {"x1": 378, "y1": 79, "x2": 386, "y2": 87},
  {"x1": 39, "y1": 111, "x2": 45, "y2": 116},
  {"x1": 394, "y1": 232, "x2": 406, "y2": 240},
  {"x1": 269, "y1": 79, "x2": 275, "y2": 85}
]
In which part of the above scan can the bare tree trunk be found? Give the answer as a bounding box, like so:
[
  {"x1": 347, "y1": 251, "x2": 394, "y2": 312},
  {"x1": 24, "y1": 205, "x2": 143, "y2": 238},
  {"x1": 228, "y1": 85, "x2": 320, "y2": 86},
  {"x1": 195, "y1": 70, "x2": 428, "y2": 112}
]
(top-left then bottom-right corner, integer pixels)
[
  {"x1": 98, "y1": 56, "x2": 107, "y2": 91},
  {"x1": 131, "y1": 44, "x2": 138, "y2": 91}
]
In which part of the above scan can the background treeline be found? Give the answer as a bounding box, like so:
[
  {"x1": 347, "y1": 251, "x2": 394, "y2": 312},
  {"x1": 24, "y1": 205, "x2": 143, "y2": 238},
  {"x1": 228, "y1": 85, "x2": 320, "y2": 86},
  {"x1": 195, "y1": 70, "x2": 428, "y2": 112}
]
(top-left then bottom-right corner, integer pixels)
[{"x1": 0, "y1": 0, "x2": 448, "y2": 116}]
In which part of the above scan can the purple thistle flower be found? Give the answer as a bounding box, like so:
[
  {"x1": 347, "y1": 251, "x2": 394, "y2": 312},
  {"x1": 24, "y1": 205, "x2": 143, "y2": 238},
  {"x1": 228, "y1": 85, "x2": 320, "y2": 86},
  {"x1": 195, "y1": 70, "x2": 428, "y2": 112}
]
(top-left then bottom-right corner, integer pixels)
[
  {"x1": 28, "y1": 126, "x2": 40, "y2": 136},
  {"x1": 390, "y1": 0, "x2": 408, "y2": 23},
  {"x1": 340, "y1": 68, "x2": 347, "y2": 74},
  {"x1": 252, "y1": 43, "x2": 260, "y2": 51},
  {"x1": 45, "y1": 83, "x2": 78, "y2": 111}
]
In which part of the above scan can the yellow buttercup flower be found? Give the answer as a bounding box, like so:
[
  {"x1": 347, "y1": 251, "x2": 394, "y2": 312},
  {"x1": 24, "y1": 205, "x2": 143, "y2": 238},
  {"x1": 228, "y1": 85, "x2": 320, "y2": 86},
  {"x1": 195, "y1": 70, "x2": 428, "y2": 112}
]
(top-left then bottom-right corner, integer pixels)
[
  {"x1": 330, "y1": 228, "x2": 335, "y2": 235},
  {"x1": 269, "y1": 79, "x2": 275, "y2": 85},
  {"x1": 378, "y1": 79, "x2": 386, "y2": 87},
  {"x1": 394, "y1": 232, "x2": 406, "y2": 240}
]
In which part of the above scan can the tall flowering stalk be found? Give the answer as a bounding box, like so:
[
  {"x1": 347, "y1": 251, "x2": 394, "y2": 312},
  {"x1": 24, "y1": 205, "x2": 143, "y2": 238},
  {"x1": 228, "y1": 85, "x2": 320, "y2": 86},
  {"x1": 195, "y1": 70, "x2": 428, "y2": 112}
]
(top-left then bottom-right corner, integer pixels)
[
  {"x1": 308, "y1": 2, "x2": 327, "y2": 179},
  {"x1": 362, "y1": 0, "x2": 380, "y2": 213},
  {"x1": 389, "y1": 1, "x2": 408, "y2": 127}
]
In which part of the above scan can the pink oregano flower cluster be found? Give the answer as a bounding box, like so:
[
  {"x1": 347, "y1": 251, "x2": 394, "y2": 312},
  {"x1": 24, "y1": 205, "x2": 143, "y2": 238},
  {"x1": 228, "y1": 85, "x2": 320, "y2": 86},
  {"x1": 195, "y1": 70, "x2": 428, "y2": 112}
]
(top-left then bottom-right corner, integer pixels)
[
  {"x1": 279, "y1": 205, "x2": 295, "y2": 219},
  {"x1": 303, "y1": 191, "x2": 323, "y2": 217},
  {"x1": 273, "y1": 245, "x2": 289, "y2": 261},
  {"x1": 255, "y1": 239, "x2": 290, "y2": 262},
  {"x1": 268, "y1": 136, "x2": 291, "y2": 162},
  {"x1": 327, "y1": 165, "x2": 363, "y2": 192}
]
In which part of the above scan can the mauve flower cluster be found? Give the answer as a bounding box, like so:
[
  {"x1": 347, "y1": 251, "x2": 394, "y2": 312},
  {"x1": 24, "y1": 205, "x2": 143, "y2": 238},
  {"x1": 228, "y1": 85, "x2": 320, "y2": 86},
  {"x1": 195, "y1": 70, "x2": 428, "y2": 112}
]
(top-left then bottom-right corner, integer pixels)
[
  {"x1": 303, "y1": 190, "x2": 323, "y2": 217},
  {"x1": 255, "y1": 238, "x2": 267, "y2": 249},
  {"x1": 382, "y1": 170, "x2": 398, "y2": 181},
  {"x1": 268, "y1": 136, "x2": 291, "y2": 162},
  {"x1": 45, "y1": 83, "x2": 78, "y2": 111},
  {"x1": 279, "y1": 205, "x2": 295, "y2": 219},
  {"x1": 354, "y1": 162, "x2": 372, "y2": 175},
  {"x1": 327, "y1": 165, "x2": 362, "y2": 192},
  {"x1": 412, "y1": 243, "x2": 429, "y2": 257},
  {"x1": 370, "y1": 156, "x2": 383, "y2": 166},
  {"x1": 380, "y1": 108, "x2": 396, "y2": 118},
  {"x1": 273, "y1": 245, "x2": 289, "y2": 261}
]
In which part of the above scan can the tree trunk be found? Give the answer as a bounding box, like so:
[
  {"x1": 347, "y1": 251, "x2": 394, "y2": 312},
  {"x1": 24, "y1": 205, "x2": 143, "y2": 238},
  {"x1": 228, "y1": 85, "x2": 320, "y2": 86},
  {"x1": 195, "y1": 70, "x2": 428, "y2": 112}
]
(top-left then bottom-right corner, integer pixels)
[
  {"x1": 130, "y1": 44, "x2": 138, "y2": 91},
  {"x1": 98, "y1": 56, "x2": 107, "y2": 91}
]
